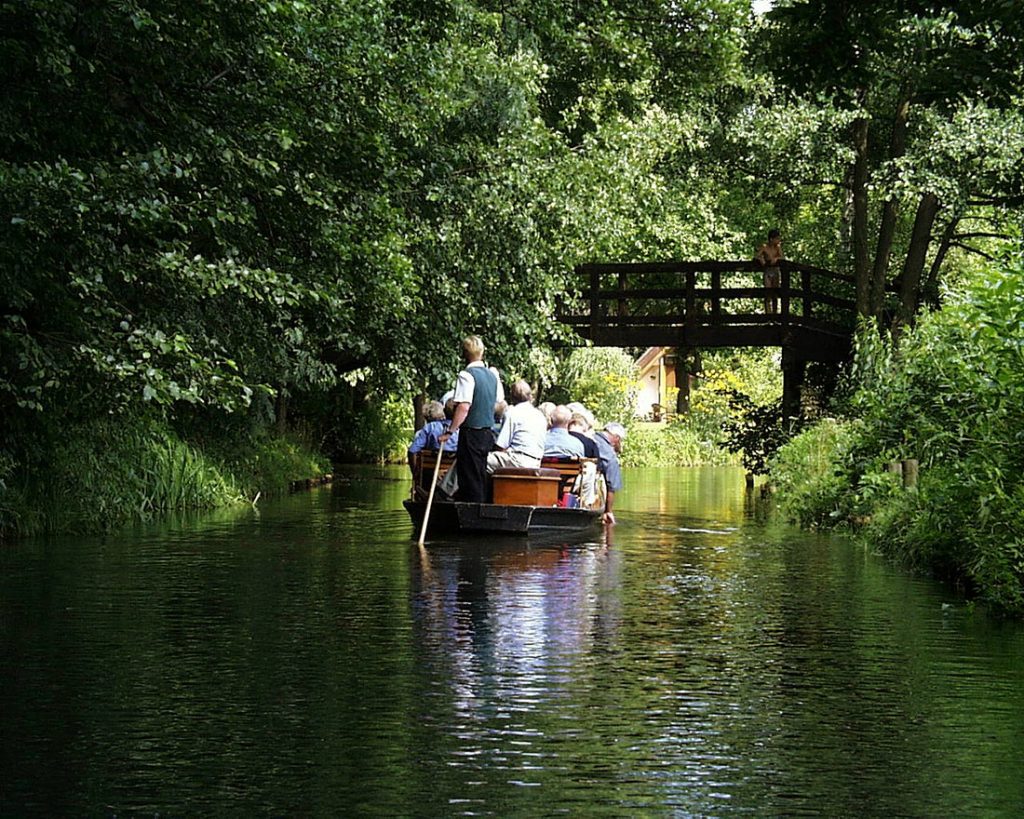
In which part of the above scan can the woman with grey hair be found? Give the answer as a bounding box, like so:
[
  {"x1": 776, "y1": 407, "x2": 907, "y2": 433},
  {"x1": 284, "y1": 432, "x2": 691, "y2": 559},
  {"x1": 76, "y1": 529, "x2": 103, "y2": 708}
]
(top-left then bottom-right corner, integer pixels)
[{"x1": 407, "y1": 400, "x2": 457, "y2": 472}]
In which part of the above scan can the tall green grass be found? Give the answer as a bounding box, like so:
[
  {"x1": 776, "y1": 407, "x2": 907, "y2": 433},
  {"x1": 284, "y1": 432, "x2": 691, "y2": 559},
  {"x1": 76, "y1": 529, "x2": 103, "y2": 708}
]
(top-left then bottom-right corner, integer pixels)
[
  {"x1": 0, "y1": 417, "x2": 329, "y2": 538},
  {"x1": 620, "y1": 421, "x2": 738, "y2": 468}
]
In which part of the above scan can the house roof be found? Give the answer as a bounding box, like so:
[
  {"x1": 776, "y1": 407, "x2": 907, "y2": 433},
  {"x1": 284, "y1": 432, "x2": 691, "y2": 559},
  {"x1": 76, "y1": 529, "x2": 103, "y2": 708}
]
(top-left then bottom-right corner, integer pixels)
[{"x1": 635, "y1": 346, "x2": 669, "y2": 375}]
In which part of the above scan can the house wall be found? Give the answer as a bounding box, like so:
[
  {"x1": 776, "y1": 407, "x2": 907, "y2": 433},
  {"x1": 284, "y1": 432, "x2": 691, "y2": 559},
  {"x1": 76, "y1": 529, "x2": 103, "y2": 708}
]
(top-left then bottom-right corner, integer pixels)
[{"x1": 637, "y1": 367, "x2": 661, "y2": 417}]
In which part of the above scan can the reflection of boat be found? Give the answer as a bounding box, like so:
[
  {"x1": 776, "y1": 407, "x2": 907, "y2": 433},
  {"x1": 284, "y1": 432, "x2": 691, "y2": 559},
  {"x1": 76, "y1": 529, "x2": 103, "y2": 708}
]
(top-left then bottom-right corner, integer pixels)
[
  {"x1": 403, "y1": 498, "x2": 601, "y2": 534},
  {"x1": 406, "y1": 452, "x2": 603, "y2": 535}
]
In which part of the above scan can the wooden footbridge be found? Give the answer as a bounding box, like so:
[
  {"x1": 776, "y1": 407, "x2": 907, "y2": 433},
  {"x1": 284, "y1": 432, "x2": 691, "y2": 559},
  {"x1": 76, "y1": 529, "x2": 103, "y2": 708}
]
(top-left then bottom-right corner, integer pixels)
[{"x1": 557, "y1": 260, "x2": 858, "y2": 418}]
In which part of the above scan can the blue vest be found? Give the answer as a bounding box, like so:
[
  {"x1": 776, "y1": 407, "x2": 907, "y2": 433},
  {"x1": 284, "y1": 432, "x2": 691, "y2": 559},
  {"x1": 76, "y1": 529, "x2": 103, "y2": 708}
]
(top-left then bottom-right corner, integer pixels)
[{"x1": 465, "y1": 367, "x2": 497, "y2": 428}]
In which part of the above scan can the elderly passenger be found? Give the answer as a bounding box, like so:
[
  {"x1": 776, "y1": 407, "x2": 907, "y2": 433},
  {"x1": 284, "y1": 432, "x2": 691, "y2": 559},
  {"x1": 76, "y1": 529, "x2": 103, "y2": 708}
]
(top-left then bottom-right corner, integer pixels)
[
  {"x1": 544, "y1": 405, "x2": 585, "y2": 458},
  {"x1": 407, "y1": 400, "x2": 457, "y2": 472},
  {"x1": 537, "y1": 401, "x2": 556, "y2": 427},
  {"x1": 568, "y1": 411, "x2": 600, "y2": 459},
  {"x1": 594, "y1": 422, "x2": 627, "y2": 525},
  {"x1": 486, "y1": 380, "x2": 547, "y2": 474}
]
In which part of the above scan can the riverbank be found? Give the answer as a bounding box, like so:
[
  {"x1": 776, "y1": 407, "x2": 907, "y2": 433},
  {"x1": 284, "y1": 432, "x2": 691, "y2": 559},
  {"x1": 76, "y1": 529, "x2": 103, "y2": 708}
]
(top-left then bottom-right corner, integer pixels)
[
  {"x1": 768, "y1": 264, "x2": 1024, "y2": 616},
  {"x1": 0, "y1": 418, "x2": 330, "y2": 539},
  {"x1": 619, "y1": 421, "x2": 738, "y2": 468}
]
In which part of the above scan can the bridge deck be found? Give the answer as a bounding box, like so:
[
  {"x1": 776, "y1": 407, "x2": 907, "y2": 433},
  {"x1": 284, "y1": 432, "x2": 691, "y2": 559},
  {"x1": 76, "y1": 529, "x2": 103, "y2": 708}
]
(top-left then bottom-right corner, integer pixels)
[{"x1": 559, "y1": 260, "x2": 857, "y2": 362}]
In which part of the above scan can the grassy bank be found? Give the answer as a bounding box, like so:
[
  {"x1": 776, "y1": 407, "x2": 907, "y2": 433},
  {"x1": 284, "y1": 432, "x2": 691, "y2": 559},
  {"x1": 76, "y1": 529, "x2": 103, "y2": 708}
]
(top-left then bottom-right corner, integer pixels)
[
  {"x1": 769, "y1": 261, "x2": 1024, "y2": 615},
  {"x1": 0, "y1": 418, "x2": 329, "y2": 539},
  {"x1": 620, "y1": 421, "x2": 738, "y2": 468}
]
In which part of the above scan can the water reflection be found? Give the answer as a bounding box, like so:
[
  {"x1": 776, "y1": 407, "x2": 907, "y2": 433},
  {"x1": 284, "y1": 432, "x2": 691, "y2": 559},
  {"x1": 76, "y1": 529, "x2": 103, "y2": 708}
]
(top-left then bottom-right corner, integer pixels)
[
  {"x1": 412, "y1": 533, "x2": 621, "y2": 701},
  {"x1": 3, "y1": 467, "x2": 1024, "y2": 815}
]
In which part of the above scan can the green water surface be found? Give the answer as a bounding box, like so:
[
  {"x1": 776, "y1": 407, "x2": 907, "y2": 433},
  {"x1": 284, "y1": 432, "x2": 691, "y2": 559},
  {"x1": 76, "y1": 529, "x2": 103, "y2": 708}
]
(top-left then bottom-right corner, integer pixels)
[{"x1": 2, "y1": 466, "x2": 1023, "y2": 815}]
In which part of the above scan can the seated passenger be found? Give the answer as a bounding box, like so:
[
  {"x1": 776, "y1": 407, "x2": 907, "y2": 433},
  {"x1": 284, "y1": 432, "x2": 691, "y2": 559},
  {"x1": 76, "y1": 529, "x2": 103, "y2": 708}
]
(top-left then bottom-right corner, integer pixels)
[
  {"x1": 544, "y1": 405, "x2": 585, "y2": 458},
  {"x1": 595, "y1": 422, "x2": 627, "y2": 525},
  {"x1": 407, "y1": 399, "x2": 457, "y2": 472},
  {"x1": 568, "y1": 411, "x2": 600, "y2": 459},
  {"x1": 537, "y1": 401, "x2": 556, "y2": 427},
  {"x1": 491, "y1": 400, "x2": 508, "y2": 442},
  {"x1": 486, "y1": 380, "x2": 547, "y2": 474}
]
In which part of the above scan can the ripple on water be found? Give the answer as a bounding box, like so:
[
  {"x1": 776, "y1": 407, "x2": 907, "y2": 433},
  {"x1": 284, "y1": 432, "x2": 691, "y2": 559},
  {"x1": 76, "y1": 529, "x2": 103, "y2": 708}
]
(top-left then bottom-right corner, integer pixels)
[{"x1": 3, "y1": 467, "x2": 1024, "y2": 815}]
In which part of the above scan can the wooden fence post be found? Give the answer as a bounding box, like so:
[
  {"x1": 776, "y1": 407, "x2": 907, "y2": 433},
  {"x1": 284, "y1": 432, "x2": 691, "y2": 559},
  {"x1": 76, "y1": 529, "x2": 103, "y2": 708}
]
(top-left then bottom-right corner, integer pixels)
[
  {"x1": 902, "y1": 459, "x2": 919, "y2": 488},
  {"x1": 780, "y1": 264, "x2": 790, "y2": 320}
]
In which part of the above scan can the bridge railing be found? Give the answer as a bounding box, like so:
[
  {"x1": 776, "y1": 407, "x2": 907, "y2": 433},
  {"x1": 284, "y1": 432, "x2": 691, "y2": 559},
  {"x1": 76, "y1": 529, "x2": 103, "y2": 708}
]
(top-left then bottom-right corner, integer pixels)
[{"x1": 563, "y1": 260, "x2": 857, "y2": 339}]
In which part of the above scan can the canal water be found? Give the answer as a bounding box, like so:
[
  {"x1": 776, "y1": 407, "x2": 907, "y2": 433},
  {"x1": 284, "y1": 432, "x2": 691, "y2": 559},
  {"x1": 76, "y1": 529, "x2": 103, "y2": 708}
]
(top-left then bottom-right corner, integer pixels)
[{"x1": 2, "y1": 466, "x2": 1024, "y2": 815}]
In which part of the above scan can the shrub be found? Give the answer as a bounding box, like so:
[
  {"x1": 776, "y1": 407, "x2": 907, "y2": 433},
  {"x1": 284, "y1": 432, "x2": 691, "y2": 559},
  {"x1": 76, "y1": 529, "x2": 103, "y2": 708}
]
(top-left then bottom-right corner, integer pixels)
[
  {"x1": 770, "y1": 258, "x2": 1024, "y2": 614},
  {"x1": 0, "y1": 415, "x2": 330, "y2": 538},
  {"x1": 556, "y1": 347, "x2": 637, "y2": 424},
  {"x1": 770, "y1": 417, "x2": 861, "y2": 528},
  {"x1": 619, "y1": 420, "x2": 736, "y2": 468}
]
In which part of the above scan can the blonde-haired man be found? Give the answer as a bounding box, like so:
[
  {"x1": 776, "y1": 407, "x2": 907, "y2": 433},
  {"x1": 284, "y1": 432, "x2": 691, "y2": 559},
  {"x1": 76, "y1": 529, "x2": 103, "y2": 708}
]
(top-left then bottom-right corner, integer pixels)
[{"x1": 440, "y1": 335, "x2": 504, "y2": 502}]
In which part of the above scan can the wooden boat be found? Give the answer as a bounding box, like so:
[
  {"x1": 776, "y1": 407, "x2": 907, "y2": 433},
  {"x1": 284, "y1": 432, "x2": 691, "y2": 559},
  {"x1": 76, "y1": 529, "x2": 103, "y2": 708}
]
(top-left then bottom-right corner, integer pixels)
[{"x1": 405, "y1": 452, "x2": 603, "y2": 535}]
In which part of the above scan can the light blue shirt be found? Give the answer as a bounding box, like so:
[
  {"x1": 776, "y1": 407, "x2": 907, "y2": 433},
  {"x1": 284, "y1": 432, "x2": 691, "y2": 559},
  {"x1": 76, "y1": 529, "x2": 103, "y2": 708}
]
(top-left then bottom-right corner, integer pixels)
[
  {"x1": 408, "y1": 420, "x2": 458, "y2": 453},
  {"x1": 543, "y1": 427, "x2": 585, "y2": 458},
  {"x1": 495, "y1": 402, "x2": 547, "y2": 459},
  {"x1": 595, "y1": 432, "x2": 623, "y2": 492}
]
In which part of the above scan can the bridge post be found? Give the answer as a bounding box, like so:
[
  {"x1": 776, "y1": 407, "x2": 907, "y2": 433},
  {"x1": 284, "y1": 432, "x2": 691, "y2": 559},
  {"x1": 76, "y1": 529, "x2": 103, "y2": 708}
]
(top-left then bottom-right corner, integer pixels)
[
  {"x1": 675, "y1": 345, "x2": 699, "y2": 414},
  {"x1": 589, "y1": 267, "x2": 600, "y2": 340},
  {"x1": 782, "y1": 347, "x2": 806, "y2": 421},
  {"x1": 780, "y1": 265, "x2": 791, "y2": 319}
]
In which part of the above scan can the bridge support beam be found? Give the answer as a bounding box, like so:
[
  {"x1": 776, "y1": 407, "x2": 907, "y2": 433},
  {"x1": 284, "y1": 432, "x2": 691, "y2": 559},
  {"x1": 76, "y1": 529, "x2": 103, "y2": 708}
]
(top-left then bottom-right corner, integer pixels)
[
  {"x1": 782, "y1": 348, "x2": 806, "y2": 421},
  {"x1": 675, "y1": 346, "x2": 700, "y2": 415}
]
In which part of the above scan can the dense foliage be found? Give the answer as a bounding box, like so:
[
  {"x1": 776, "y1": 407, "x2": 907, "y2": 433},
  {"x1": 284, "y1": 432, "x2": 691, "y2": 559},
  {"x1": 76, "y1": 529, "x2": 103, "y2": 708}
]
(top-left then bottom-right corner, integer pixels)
[
  {"x1": 771, "y1": 257, "x2": 1024, "y2": 614},
  {"x1": 2, "y1": 0, "x2": 1023, "y2": 549}
]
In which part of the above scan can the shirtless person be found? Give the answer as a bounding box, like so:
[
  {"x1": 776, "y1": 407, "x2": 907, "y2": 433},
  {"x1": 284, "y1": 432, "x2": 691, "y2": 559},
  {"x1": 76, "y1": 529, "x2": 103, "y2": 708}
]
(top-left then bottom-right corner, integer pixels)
[{"x1": 755, "y1": 228, "x2": 784, "y2": 314}]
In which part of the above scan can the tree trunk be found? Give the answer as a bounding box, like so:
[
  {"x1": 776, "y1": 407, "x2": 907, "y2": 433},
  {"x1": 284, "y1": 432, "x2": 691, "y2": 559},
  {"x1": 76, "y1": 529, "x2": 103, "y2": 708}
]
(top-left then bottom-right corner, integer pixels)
[
  {"x1": 275, "y1": 391, "x2": 289, "y2": 433},
  {"x1": 412, "y1": 392, "x2": 426, "y2": 431},
  {"x1": 870, "y1": 96, "x2": 911, "y2": 317},
  {"x1": 899, "y1": 191, "x2": 940, "y2": 326},
  {"x1": 921, "y1": 216, "x2": 958, "y2": 309},
  {"x1": 852, "y1": 116, "x2": 871, "y2": 316}
]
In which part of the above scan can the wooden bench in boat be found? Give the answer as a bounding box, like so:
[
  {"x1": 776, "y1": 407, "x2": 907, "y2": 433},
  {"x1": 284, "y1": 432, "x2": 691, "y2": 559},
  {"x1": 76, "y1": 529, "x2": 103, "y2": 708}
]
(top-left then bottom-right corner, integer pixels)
[
  {"x1": 492, "y1": 466, "x2": 562, "y2": 506},
  {"x1": 540, "y1": 457, "x2": 597, "y2": 500},
  {"x1": 410, "y1": 450, "x2": 456, "y2": 500}
]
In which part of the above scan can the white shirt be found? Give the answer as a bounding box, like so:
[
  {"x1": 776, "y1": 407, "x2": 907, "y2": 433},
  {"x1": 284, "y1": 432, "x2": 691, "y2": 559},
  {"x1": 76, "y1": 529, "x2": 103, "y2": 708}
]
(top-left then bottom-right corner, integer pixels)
[
  {"x1": 496, "y1": 401, "x2": 547, "y2": 459},
  {"x1": 452, "y1": 360, "x2": 504, "y2": 405}
]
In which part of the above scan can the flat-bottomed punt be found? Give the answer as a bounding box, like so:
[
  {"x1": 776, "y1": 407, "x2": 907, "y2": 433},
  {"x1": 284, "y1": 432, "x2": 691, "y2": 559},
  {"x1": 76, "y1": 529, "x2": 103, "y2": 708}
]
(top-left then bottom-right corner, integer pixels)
[
  {"x1": 403, "y1": 498, "x2": 601, "y2": 534},
  {"x1": 405, "y1": 453, "x2": 602, "y2": 535}
]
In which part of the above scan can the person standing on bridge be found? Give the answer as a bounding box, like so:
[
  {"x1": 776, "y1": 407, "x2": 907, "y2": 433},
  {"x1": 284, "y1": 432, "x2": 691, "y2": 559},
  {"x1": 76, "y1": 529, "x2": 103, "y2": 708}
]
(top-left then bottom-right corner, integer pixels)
[{"x1": 755, "y1": 228, "x2": 784, "y2": 315}]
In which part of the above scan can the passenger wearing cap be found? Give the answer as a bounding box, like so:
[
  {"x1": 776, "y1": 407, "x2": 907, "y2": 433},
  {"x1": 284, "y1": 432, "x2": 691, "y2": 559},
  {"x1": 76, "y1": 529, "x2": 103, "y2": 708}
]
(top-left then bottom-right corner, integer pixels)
[{"x1": 595, "y1": 422, "x2": 627, "y2": 525}]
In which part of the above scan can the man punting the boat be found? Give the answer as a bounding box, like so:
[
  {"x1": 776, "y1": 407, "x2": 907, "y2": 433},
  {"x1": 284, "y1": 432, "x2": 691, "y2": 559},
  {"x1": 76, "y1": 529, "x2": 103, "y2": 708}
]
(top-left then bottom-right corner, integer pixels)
[{"x1": 439, "y1": 335, "x2": 504, "y2": 503}]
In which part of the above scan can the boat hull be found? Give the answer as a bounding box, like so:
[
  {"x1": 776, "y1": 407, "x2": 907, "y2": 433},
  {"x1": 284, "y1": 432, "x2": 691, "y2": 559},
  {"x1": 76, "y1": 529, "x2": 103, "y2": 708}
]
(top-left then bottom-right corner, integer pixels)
[{"x1": 403, "y1": 499, "x2": 602, "y2": 535}]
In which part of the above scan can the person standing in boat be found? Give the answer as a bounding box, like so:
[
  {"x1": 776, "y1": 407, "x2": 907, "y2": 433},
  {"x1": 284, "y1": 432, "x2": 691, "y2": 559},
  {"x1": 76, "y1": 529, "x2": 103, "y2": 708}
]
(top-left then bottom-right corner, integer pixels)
[
  {"x1": 595, "y1": 422, "x2": 627, "y2": 525},
  {"x1": 440, "y1": 335, "x2": 504, "y2": 503}
]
